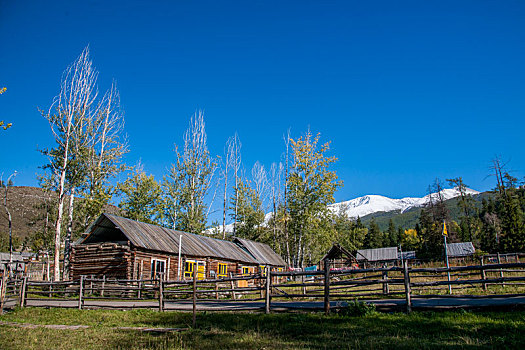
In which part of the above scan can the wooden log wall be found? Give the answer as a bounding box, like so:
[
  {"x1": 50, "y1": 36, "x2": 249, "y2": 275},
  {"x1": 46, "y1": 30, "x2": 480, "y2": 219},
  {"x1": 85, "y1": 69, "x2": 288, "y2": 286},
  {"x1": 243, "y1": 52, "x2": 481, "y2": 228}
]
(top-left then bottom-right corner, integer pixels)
[{"x1": 70, "y1": 243, "x2": 132, "y2": 280}]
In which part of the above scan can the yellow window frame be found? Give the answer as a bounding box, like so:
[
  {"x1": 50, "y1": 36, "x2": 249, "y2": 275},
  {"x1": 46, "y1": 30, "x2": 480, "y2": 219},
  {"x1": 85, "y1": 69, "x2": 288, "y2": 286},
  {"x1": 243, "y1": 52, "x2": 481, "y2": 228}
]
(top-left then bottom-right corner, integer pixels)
[
  {"x1": 184, "y1": 260, "x2": 195, "y2": 278},
  {"x1": 218, "y1": 263, "x2": 228, "y2": 277}
]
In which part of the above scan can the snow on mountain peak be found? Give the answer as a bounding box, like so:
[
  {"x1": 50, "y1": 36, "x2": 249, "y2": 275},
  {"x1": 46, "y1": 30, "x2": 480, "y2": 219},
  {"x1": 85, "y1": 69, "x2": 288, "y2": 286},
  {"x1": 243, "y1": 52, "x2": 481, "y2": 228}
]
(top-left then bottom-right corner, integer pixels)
[{"x1": 330, "y1": 187, "x2": 480, "y2": 219}]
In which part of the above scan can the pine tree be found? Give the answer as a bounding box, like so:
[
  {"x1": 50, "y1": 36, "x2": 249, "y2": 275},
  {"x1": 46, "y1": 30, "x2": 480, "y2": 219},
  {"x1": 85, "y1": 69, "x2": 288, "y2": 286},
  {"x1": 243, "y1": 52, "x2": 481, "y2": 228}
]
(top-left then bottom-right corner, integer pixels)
[{"x1": 364, "y1": 218, "x2": 383, "y2": 249}]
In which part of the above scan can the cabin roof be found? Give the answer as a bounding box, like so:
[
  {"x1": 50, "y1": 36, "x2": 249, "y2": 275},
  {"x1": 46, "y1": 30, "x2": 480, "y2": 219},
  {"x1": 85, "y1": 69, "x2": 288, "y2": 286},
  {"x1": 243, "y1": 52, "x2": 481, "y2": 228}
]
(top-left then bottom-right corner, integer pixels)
[
  {"x1": 320, "y1": 243, "x2": 357, "y2": 262},
  {"x1": 356, "y1": 247, "x2": 399, "y2": 262},
  {"x1": 446, "y1": 242, "x2": 475, "y2": 257},
  {"x1": 82, "y1": 213, "x2": 260, "y2": 264},
  {"x1": 234, "y1": 237, "x2": 286, "y2": 267}
]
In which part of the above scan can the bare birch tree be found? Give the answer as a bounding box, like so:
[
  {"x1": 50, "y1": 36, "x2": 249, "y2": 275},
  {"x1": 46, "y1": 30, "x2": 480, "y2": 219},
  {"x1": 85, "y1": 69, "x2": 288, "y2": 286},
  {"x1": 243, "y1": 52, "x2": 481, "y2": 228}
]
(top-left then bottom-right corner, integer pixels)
[
  {"x1": 2, "y1": 172, "x2": 17, "y2": 268},
  {"x1": 42, "y1": 47, "x2": 98, "y2": 281},
  {"x1": 231, "y1": 133, "x2": 242, "y2": 236},
  {"x1": 221, "y1": 136, "x2": 235, "y2": 239},
  {"x1": 166, "y1": 111, "x2": 218, "y2": 233}
]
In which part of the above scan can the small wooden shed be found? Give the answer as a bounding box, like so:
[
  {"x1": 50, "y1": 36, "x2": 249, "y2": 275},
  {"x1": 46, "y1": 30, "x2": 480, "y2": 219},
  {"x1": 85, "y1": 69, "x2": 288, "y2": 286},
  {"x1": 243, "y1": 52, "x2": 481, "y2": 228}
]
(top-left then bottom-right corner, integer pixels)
[
  {"x1": 71, "y1": 213, "x2": 286, "y2": 281},
  {"x1": 319, "y1": 243, "x2": 358, "y2": 269}
]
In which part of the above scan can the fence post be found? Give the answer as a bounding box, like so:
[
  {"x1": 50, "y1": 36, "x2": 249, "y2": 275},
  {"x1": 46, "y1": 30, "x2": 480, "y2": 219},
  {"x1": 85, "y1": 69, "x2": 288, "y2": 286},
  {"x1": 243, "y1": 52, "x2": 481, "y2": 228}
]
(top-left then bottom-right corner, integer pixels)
[
  {"x1": 215, "y1": 281, "x2": 219, "y2": 300},
  {"x1": 20, "y1": 276, "x2": 28, "y2": 308},
  {"x1": 192, "y1": 269, "x2": 197, "y2": 328},
  {"x1": 265, "y1": 269, "x2": 271, "y2": 314},
  {"x1": 78, "y1": 275, "x2": 84, "y2": 310},
  {"x1": 137, "y1": 276, "x2": 142, "y2": 299},
  {"x1": 497, "y1": 252, "x2": 505, "y2": 288},
  {"x1": 101, "y1": 275, "x2": 105, "y2": 297},
  {"x1": 480, "y1": 257, "x2": 487, "y2": 290},
  {"x1": 158, "y1": 276, "x2": 164, "y2": 312},
  {"x1": 324, "y1": 259, "x2": 330, "y2": 315},
  {"x1": 0, "y1": 273, "x2": 7, "y2": 315},
  {"x1": 382, "y1": 268, "x2": 389, "y2": 295},
  {"x1": 229, "y1": 272, "x2": 236, "y2": 300},
  {"x1": 403, "y1": 259, "x2": 412, "y2": 313}
]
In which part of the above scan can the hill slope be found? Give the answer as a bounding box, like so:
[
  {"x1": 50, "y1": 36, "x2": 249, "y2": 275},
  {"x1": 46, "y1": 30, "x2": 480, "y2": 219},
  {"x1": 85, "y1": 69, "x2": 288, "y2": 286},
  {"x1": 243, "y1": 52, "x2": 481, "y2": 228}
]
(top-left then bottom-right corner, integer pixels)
[{"x1": 0, "y1": 186, "x2": 121, "y2": 248}]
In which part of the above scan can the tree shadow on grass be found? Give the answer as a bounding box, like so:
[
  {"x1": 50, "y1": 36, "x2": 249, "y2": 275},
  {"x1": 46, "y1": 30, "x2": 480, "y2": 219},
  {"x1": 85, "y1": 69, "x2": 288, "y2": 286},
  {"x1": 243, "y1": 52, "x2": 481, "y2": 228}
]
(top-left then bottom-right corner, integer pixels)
[{"x1": 107, "y1": 311, "x2": 525, "y2": 349}]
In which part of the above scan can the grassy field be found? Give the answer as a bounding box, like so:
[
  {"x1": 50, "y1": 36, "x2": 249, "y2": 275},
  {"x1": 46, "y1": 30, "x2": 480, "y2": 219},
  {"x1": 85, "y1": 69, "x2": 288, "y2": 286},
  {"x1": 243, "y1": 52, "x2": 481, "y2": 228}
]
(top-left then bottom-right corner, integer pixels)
[{"x1": 0, "y1": 307, "x2": 524, "y2": 349}]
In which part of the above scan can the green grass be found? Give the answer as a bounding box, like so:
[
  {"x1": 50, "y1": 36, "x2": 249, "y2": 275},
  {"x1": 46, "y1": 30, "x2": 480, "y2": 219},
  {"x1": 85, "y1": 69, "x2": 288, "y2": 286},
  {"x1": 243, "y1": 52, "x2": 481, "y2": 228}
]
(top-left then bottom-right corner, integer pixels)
[{"x1": 1, "y1": 307, "x2": 524, "y2": 349}]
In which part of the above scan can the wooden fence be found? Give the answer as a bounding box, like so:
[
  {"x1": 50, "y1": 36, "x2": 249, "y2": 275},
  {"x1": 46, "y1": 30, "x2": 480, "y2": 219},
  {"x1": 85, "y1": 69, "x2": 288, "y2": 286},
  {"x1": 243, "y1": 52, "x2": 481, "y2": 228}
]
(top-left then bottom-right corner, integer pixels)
[{"x1": 1, "y1": 260, "x2": 525, "y2": 315}]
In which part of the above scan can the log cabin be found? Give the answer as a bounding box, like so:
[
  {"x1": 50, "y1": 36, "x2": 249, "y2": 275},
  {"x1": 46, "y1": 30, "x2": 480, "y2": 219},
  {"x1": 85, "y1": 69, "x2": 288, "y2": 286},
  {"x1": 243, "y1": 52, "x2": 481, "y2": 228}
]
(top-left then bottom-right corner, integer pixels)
[{"x1": 70, "y1": 213, "x2": 286, "y2": 281}]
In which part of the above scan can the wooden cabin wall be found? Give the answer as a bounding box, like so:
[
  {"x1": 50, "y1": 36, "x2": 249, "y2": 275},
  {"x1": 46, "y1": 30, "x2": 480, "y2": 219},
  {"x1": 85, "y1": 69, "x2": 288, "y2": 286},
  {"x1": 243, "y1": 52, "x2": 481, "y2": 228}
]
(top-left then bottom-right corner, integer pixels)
[
  {"x1": 70, "y1": 243, "x2": 132, "y2": 280},
  {"x1": 133, "y1": 249, "x2": 179, "y2": 280}
]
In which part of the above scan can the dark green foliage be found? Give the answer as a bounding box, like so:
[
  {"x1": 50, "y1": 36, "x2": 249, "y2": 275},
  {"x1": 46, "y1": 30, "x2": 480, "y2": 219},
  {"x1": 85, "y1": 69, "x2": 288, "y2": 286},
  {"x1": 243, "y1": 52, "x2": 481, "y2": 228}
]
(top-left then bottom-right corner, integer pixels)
[
  {"x1": 364, "y1": 218, "x2": 383, "y2": 249},
  {"x1": 338, "y1": 299, "x2": 377, "y2": 316},
  {"x1": 333, "y1": 207, "x2": 367, "y2": 251},
  {"x1": 117, "y1": 168, "x2": 163, "y2": 225},
  {"x1": 229, "y1": 178, "x2": 265, "y2": 241}
]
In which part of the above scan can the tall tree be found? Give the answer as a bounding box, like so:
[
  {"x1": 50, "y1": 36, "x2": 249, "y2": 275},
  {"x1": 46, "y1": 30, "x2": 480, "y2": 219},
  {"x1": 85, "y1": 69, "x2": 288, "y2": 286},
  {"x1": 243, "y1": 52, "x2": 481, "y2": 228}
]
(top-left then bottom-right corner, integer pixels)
[
  {"x1": 229, "y1": 178, "x2": 265, "y2": 240},
  {"x1": 165, "y1": 111, "x2": 217, "y2": 233},
  {"x1": 118, "y1": 165, "x2": 163, "y2": 224},
  {"x1": 41, "y1": 47, "x2": 98, "y2": 281},
  {"x1": 447, "y1": 177, "x2": 476, "y2": 242},
  {"x1": 364, "y1": 218, "x2": 383, "y2": 249},
  {"x1": 286, "y1": 131, "x2": 342, "y2": 267},
  {"x1": 220, "y1": 136, "x2": 235, "y2": 239}
]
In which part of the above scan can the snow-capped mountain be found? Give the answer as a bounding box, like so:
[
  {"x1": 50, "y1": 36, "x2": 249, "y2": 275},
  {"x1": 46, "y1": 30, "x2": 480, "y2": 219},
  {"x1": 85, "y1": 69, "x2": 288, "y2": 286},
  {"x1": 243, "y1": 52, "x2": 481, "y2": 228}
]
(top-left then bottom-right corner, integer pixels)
[
  {"x1": 329, "y1": 187, "x2": 480, "y2": 219},
  {"x1": 206, "y1": 187, "x2": 479, "y2": 234}
]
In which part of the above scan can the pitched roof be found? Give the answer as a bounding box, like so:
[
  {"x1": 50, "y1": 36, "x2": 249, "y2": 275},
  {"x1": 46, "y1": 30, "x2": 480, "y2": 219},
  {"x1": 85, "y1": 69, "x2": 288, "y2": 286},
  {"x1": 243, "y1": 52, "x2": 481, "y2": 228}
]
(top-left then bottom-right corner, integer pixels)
[
  {"x1": 320, "y1": 243, "x2": 357, "y2": 262},
  {"x1": 446, "y1": 242, "x2": 475, "y2": 257},
  {"x1": 234, "y1": 237, "x2": 287, "y2": 267},
  {"x1": 356, "y1": 247, "x2": 399, "y2": 262},
  {"x1": 82, "y1": 213, "x2": 259, "y2": 264}
]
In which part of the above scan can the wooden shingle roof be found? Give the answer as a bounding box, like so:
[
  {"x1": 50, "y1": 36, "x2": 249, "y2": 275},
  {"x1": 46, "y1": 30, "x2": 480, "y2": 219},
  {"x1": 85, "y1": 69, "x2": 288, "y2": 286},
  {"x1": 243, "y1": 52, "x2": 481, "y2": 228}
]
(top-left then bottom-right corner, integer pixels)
[
  {"x1": 234, "y1": 237, "x2": 287, "y2": 267},
  {"x1": 83, "y1": 213, "x2": 260, "y2": 264}
]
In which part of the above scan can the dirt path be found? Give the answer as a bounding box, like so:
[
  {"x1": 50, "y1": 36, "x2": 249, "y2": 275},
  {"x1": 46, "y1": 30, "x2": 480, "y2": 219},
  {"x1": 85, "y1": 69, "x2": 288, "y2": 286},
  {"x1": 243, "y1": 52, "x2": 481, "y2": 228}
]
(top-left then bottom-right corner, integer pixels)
[{"x1": 17, "y1": 294, "x2": 525, "y2": 312}]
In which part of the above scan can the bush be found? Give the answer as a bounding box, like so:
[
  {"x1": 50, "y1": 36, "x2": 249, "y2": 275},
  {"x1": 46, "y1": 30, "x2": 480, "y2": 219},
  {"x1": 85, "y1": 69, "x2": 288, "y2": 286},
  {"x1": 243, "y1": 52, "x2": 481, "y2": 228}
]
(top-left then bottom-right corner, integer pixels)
[{"x1": 338, "y1": 299, "x2": 376, "y2": 316}]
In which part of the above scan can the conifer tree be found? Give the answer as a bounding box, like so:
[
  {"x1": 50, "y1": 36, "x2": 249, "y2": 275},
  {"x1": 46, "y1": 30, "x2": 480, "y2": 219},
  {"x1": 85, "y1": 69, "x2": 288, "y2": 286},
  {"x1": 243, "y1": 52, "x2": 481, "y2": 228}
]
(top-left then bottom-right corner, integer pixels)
[{"x1": 364, "y1": 218, "x2": 382, "y2": 249}]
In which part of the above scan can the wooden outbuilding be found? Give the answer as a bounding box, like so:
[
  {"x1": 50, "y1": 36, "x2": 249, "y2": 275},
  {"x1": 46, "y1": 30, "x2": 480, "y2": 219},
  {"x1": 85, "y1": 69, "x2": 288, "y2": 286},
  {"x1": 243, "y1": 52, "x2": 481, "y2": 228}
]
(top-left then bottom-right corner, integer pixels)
[
  {"x1": 319, "y1": 243, "x2": 358, "y2": 269},
  {"x1": 70, "y1": 213, "x2": 286, "y2": 281}
]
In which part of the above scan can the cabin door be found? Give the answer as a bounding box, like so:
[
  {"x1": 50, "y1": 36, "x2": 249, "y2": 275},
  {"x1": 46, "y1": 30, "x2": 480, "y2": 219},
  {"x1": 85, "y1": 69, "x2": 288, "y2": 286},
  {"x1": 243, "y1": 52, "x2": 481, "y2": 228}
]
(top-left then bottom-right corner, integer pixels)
[{"x1": 197, "y1": 261, "x2": 206, "y2": 280}]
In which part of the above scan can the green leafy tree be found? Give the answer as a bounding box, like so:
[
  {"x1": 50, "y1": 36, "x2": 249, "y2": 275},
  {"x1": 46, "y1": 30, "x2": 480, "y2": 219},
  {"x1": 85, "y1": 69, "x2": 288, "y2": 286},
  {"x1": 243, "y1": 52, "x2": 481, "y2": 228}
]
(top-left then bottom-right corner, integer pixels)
[
  {"x1": 286, "y1": 131, "x2": 342, "y2": 267},
  {"x1": 333, "y1": 206, "x2": 367, "y2": 251},
  {"x1": 164, "y1": 111, "x2": 218, "y2": 233},
  {"x1": 118, "y1": 166, "x2": 163, "y2": 224},
  {"x1": 229, "y1": 178, "x2": 265, "y2": 240}
]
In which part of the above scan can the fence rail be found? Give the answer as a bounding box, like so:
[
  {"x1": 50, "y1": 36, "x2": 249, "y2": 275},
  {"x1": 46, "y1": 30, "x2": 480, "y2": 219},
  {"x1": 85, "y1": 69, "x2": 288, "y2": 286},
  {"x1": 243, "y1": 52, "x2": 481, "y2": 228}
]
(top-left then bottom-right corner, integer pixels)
[{"x1": 1, "y1": 260, "x2": 525, "y2": 315}]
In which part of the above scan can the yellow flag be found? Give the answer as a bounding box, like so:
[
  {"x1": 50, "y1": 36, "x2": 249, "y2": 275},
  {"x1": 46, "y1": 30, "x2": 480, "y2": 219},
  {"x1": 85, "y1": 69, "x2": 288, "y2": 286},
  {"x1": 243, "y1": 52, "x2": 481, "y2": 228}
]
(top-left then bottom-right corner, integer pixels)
[{"x1": 443, "y1": 221, "x2": 448, "y2": 236}]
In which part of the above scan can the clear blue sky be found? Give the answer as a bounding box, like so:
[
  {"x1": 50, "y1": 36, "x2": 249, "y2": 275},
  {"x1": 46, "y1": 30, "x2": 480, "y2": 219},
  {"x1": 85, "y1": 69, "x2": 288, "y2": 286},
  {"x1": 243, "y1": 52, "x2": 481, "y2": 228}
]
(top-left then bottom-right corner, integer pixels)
[{"x1": 1, "y1": 1, "x2": 524, "y2": 205}]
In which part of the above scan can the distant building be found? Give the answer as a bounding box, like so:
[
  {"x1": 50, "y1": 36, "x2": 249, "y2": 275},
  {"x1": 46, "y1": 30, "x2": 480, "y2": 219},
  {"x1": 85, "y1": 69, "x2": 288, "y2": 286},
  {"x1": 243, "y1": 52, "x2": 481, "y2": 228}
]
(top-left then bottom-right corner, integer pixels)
[
  {"x1": 446, "y1": 242, "x2": 475, "y2": 260},
  {"x1": 356, "y1": 247, "x2": 399, "y2": 266}
]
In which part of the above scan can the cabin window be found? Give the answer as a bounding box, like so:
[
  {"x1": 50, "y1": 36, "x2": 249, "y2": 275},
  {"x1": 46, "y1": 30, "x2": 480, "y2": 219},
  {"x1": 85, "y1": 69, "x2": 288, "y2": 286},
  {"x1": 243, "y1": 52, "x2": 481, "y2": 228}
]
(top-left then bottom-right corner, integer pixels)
[
  {"x1": 218, "y1": 263, "x2": 228, "y2": 277},
  {"x1": 184, "y1": 260, "x2": 195, "y2": 279},
  {"x1": 260, "y1": 265, "x2": 267, "y2": 277},
  {"x1": 277, "y1": 267, "x2": 283, "y2": 272},
  {"x1": 151, "y1": 258, "x2": 166, "y2": 279},
  {"x1": 242, "y1": 266, "x2": 250, "y2": 276}
]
